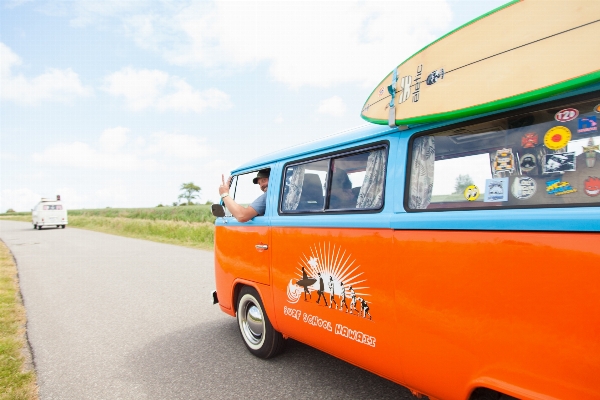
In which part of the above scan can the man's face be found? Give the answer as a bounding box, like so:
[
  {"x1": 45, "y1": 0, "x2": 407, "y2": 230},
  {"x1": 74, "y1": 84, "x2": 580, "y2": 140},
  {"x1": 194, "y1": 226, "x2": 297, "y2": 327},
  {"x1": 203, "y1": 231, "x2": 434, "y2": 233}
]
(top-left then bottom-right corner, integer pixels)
[{"x1": 257, "y1": 177, "x2": 269, "y2": 192}]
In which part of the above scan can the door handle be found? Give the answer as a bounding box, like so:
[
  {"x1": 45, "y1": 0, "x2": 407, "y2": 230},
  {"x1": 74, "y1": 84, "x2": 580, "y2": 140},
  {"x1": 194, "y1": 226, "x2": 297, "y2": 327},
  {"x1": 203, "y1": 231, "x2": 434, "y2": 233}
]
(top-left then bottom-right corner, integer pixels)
[{"x1": 255, "y1": 244, "x2": 269, "y2": 251}]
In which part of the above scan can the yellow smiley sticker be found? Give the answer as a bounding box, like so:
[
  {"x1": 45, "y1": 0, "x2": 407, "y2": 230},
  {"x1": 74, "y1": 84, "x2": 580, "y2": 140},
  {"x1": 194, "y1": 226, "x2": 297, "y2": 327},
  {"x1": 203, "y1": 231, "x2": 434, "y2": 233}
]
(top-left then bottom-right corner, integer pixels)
[
  {"x1": 594, "y1": 103, "x2": 600, "y2": 113},
  {"x1": 544, "y1": 126, "x2": 571, "y2": 150},
  {"x1": 464, "y1": 184, "x2": 480, "y2": 201}
]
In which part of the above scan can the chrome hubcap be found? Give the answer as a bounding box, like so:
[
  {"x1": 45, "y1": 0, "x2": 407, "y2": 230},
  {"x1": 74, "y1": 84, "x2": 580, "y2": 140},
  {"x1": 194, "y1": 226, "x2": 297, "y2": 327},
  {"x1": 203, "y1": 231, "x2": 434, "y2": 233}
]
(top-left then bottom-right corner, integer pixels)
[{"x1": 239, "y1": 295, "x2": 265, "y2": 347}]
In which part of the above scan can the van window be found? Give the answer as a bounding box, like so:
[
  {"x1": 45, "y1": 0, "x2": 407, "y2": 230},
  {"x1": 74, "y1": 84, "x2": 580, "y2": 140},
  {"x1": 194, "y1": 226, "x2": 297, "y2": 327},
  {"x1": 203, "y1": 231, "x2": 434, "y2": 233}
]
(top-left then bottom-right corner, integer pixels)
[
  {"x1": 224, "y1": 171, "x2": 268, "y2": 216},
  {"x1": 43, "y1": 205, "x2": 63, "y2": 210},
  {"x1": 407, "y1": 96, "x2": 600, "y2": 210},
  {"x1": 281, "y1": 146, "x2": 387, "y2": 213}
]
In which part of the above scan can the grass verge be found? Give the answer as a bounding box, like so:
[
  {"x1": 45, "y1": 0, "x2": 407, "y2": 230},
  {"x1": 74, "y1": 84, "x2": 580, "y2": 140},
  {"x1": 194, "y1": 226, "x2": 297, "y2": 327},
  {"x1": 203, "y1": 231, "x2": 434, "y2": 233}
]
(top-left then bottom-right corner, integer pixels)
[
  {"x1": 68, "y1": 216, "x2": 215, "y2": 250},
  {"x1": 0, "y1": 241, "x2": 38, "y2": 400}
]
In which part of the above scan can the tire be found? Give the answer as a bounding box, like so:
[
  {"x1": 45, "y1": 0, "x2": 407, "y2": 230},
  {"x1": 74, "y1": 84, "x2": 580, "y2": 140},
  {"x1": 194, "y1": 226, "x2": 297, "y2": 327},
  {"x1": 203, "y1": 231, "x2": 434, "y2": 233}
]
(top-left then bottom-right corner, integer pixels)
[
  {"x1": 236, "y1": 286, "x2": 286, "y2": 359},
  {"x1": 62, "y1": 225, "x2": 66, "y2": 229},
  {"x1": 37, "y1": 225, "x2": 42, "y2": 230},
  {"x1": 33, "y1": 224, "x2": 37, "y2": 230}
]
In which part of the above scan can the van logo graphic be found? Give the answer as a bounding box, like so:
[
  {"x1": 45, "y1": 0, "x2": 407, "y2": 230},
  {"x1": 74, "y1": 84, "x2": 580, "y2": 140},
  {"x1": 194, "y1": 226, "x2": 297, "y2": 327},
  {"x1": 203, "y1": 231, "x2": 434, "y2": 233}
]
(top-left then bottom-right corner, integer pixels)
[{"x1": 286, "y1": 243, "x2": 372, "y2": 320}]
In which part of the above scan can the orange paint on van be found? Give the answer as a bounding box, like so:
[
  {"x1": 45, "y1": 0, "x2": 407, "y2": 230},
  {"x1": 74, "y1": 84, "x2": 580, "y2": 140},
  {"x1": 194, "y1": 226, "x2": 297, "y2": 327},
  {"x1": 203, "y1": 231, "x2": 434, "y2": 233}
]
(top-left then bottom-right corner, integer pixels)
[{"x1": 215, "y1": 225, "x2": 600, "y2": 399}]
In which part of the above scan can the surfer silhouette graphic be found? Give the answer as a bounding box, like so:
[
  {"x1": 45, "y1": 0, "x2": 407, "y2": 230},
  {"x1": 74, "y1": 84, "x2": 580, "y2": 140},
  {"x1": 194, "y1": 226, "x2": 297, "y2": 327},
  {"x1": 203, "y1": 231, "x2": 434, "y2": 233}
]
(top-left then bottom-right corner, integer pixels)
[
  {"x1": 349, "y1": 286, "x2": 357, "y2": 315},
  {"x1": 339, "y1": 281, "x2": 349, "y2": 312},
  {"x1": 316, "y1": 273, "x2": 328, "y2": 306},
  {"x1": 358, "y1": 297, "x2": 372, "y2": 320},
  {"x1": 296, "y1": 266, "x2": 316, "y2": 301},
  {"x1": 328, "y1": 276, "x2": 338, "y2": 309}
]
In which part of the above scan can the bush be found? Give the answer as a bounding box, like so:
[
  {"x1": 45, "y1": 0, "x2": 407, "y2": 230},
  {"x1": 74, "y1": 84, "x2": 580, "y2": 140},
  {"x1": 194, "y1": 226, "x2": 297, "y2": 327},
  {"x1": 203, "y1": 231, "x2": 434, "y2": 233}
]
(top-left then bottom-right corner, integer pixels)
[
  {"x1": 157, "y1": 204, "x2": 164, "y2": 207},
  {"x1": 5, "y1": 209, "x2": 15, "y2": 213}
]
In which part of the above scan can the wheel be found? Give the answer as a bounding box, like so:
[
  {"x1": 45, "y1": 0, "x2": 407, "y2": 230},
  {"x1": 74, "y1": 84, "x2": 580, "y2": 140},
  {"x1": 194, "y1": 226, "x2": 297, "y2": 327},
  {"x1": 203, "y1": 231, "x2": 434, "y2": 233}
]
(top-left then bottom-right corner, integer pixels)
[
  {"x1": 62, "y1": 225, "x2": 66, "y2": 229},
  {"x1": 37, "y1": 225, "x2": 42, "y2": 230},
  {"x1": 33, "y1": 224, "x2": 37, "y2": 230},
  {"x1": 237, "y1": 286, "x2": 286, "y2": 359}
]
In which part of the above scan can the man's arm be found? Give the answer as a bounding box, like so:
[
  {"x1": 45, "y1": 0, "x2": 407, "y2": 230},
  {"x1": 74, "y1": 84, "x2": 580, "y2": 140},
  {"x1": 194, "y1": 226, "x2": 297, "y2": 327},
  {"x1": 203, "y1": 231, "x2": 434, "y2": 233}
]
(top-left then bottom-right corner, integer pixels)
[{"x1": 218, "y1": 174, "x2": 260, "y2": 223}]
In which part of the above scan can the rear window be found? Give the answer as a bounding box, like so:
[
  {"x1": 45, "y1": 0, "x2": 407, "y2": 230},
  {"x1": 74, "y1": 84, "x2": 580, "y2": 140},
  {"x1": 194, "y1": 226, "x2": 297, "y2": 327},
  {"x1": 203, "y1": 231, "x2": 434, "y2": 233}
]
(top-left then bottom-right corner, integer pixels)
[
  {"x1": 43, "y1": 205, "x2": 63, "y2": 210},
  {"x1": 407, "y1": 96, "x2": 600, "y2": 211}
]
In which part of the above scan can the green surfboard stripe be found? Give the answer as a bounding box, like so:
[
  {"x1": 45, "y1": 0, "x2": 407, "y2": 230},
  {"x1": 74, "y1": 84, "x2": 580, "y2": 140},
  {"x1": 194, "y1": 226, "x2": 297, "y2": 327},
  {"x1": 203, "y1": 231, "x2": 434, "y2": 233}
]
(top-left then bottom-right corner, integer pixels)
[{"x1": 362, "y1": 70, "x2": 600, "y2": 126}]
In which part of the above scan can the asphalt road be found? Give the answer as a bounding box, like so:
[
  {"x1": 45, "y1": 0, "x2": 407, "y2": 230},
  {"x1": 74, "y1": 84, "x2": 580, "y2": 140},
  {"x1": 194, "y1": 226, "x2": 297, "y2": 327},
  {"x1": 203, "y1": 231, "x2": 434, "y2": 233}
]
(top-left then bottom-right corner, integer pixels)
[{"x1": 0, "y1": 220, "x2": 418, "y2": 399}]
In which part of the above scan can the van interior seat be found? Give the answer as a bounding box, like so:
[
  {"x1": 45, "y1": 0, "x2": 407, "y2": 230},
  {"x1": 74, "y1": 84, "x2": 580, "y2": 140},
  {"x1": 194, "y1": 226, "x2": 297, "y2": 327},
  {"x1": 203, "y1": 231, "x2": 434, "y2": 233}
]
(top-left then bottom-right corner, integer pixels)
[{"x1": 297, "y1": 173, "x2": 324, "y2": 211}]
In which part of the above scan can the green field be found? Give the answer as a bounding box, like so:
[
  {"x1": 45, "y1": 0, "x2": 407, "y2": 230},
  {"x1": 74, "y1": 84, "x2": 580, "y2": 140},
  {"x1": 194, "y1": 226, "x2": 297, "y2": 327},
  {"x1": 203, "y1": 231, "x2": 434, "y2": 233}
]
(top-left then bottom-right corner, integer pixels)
[{"x1": 0, "y1": 205, "x2": 217, "y2": 251}]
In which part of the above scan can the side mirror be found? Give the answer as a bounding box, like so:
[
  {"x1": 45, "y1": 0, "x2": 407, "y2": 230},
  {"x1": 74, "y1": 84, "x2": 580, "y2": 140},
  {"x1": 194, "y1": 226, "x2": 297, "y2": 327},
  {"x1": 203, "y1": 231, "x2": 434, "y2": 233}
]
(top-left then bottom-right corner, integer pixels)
[{"x1": 211, "y1": 204, "x2": 226, "y2": 217}]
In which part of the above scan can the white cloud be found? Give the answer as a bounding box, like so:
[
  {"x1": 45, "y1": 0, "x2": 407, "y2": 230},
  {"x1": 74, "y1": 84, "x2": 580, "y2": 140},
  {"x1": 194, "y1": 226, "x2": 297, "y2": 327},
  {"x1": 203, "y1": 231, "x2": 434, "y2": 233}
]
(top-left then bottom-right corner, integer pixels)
[
  {"x1": 145, "y1": 132, "x2": 209, "y2": 159},
  {"x1": 121, "y1": 1, "x2": 453, "y2": 88},
  {"x1": 0, "y1": 188, "x2": 40, "y2": 213},
  {"x1": 99, "y1": 127, "x2": 129, "y2": 152},
  {"x1": 317, "y1": 96, "x2": 346, "y2": 117},
  {"x1": 104, "y1": 67, "x2": 232, "y2": 113},
  {"x1": 33, "y1": 128, "x2": 210, "y2": 171},
  {"x1": 32, "y1": 141, "x2": 158, "y2": 171},
  {"x1": 0, "y1": 42, "x2": 92, "y2": 105}
]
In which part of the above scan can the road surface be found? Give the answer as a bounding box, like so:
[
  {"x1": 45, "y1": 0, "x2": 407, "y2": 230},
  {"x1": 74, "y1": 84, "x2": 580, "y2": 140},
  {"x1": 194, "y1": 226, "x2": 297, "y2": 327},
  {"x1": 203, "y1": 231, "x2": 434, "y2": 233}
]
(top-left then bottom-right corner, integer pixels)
[{"x1": 0, "y1": 220, "x2": 418, "y2": 399}]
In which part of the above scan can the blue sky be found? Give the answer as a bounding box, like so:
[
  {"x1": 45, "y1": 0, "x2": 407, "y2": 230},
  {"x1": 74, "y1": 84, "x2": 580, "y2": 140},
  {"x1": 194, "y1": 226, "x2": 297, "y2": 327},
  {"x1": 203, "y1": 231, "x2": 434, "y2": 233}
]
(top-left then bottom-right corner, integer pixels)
[{"x1": 1, "y1": 0, "x2": 506, "y2": 211}]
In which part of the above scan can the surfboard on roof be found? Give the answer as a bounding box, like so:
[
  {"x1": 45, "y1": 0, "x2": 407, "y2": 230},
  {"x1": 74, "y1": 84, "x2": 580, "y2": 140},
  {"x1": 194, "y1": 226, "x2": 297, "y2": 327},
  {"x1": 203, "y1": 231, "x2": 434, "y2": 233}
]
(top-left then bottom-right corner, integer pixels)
[{"x1": 361, "y1": 0, "x2": 600, "y2": 127}]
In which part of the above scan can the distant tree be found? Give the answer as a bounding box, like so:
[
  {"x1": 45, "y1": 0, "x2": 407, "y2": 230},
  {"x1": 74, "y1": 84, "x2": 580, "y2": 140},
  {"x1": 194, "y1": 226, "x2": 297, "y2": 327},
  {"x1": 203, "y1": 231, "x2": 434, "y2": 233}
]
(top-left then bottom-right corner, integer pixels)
[
  {"x1": 172, "y1": 201, "x2": 178, "y2": 207},
  {"x1": 204, "y1": 200, "x2": 213, "y2": 205},
  {"x1": 157, "y1": 204, "x2": 164, "y2": 207},
  {"x1": 453, "y1": 174, "x2": 475, "y2": 194},
  {"x1": 178, "y1": 182, "x2": 201, "y2": 205},
  {"x1": 6, "y1": 208, "x2": 15, "y2": 213}
]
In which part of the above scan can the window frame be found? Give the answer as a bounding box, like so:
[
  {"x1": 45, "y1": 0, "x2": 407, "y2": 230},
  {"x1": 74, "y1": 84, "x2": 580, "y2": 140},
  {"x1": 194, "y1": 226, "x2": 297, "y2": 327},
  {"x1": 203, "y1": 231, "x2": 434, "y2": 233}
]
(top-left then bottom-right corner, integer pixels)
[
  {"x1": 278, "y1": 141, "x2": 389, "y2": 216},
  {"x1": 404, "y1": 91, "x2": 600, "y2": 213}
]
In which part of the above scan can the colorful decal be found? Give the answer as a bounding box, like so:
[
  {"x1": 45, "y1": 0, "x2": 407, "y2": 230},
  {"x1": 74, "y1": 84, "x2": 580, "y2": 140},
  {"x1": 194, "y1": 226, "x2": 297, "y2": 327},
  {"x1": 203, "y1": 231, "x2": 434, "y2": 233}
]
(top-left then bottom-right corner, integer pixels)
[
  {"x1": 543, "y1": 152, "x2": 576, "y2": 174},
  {"x1": 583, "y1": 138, "x2": 599, "y2": 168},
  {"x1": 578, "y1": 116, "x2": 597, "y2": 134},
  {"x1": 546, "y1": 179, "x2": 577, "y2": 195},
  {"x1": 519, "y1": 153, "x2": 537, "y2": 172},
  {"x1": 493, "y1": 148, "x2": 515, "y2": 174},
  {"x1": 285, "y1": 244, "x2": 377, "y2": 347},
  {"x1": 464, "y1": 185, "x2": 480, "y2": 201},
  {"x1": 521, "y1": 132, "x2": 539, "y2": 148},
  {"x1": 484, "y1": 177, "x2": 509, "y2": 202},
  {"x1": 426, "y1": 68, "x2": 444, "y2": 85},
  {"x1": 594, "y1": 104, "x2": 600, "y2": 113},
  {"x1": 584, "y1": 177, "x2": 600, "y2": 196},
  {"x1": 378, "y1": 87, "x2": 385, "y2": 97},
  {"x1": 511, "y1": 176, "x2": 537, "y2": 200},
  {"x1": 554, "y1": 108, "x2": 579, "y2": 122},
  {"x1": 544, "y1": 126, "x2": 571, "y2": 150},
  {"x1": 287, "y1": 244, "x2": 373, "y2": 318}
]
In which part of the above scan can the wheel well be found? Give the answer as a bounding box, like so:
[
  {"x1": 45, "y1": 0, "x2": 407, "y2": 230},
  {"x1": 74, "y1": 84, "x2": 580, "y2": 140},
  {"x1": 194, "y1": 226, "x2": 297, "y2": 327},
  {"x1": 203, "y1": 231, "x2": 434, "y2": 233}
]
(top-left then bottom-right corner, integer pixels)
[
  {"x1": 470, "y1": 387, "x2": 517, "y2": 400},
  {"x1": 232, "y1": 283, "x2": 245, "y2": 312}
]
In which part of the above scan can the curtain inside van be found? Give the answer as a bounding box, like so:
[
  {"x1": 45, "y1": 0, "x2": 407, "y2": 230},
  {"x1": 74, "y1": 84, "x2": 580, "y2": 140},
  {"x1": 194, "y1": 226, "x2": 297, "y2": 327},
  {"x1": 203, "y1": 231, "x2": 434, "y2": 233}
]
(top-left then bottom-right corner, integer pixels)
[
  {"x1": 356, "y1": 149, "x2": 387, "y2": 209},
  {"x1": 282, "y1": 165, "x2": 306, "y2": 210},
  {"x1": 409, "y1": 136, "x2": 435, "y2": 209}
]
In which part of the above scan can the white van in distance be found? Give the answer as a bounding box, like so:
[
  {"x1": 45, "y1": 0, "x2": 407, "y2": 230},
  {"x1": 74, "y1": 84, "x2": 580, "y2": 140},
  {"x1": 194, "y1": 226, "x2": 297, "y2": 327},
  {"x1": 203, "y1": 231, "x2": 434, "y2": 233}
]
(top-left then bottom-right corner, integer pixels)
[{"x1": 32, "y1": 196, "x2": 68, "y2": 230}]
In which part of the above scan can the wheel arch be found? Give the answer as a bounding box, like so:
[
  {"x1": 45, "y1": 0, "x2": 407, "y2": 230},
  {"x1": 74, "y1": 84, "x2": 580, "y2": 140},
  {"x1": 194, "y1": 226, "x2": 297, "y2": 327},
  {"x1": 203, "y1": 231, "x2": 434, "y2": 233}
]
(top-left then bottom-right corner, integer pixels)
[{"x1": 232, "y1": 280, "x2": 280, "y2": 332}]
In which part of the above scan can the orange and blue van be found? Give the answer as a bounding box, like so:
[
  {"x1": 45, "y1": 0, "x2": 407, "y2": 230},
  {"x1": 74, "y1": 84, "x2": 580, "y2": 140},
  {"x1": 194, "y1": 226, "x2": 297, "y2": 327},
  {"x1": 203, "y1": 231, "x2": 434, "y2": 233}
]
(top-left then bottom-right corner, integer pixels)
[{"x1": 211, "y1": 2, "x2": 600, "y2": 399}]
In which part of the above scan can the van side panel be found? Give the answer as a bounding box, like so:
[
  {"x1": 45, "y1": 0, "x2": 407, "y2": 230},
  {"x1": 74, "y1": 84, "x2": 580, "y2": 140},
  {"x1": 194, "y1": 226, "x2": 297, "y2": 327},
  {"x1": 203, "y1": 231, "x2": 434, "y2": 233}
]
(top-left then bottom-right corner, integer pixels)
[
  {"x1": 214, "y1": 225, "x2": 271, "y2": 311},
  {"x1": 393, "y1": 230, "x2": 600, "y2": 400},
  {"x1": 271, "y1": 227, "x2": 403, "y2": 384}
]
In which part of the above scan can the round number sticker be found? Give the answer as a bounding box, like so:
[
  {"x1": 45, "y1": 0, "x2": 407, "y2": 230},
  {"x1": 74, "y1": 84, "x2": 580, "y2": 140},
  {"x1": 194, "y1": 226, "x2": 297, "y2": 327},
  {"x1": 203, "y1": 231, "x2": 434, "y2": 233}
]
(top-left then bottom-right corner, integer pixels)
[
  {"x1": 544, "y1": 126, "x2": 571, "y2": 150},
  {"x1": 554, "y1": 108, "x2": 579, "y2": 122}
]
